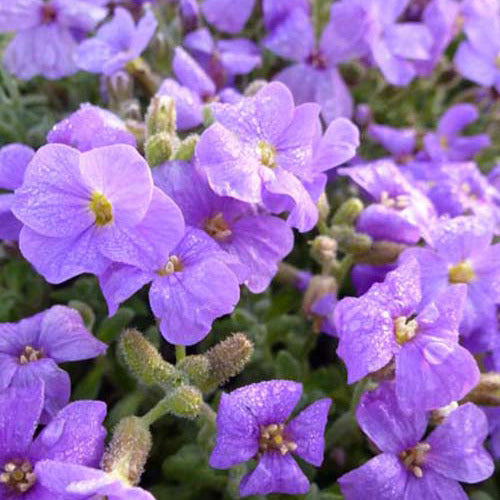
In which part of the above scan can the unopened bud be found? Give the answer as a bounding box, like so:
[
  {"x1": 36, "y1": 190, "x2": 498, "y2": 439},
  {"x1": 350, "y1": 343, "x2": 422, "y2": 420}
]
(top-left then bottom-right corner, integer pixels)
[
  {"x1": 145, "y1": 132, "x2": 177, "y2": 167},
  {"x1": 203, "y1": 106, "x2": 215, "y2": 127},
  {"x1": 330, "y1": 225, "x2": 372, "y2": 254},
  {"x1": 354, "y1": 240, "x2": 406, "y2": 265},
  {"x1": 463, "y1": 372, "x2": 500, "y2": 406},
  {"x1": 68, "y1": 300, "x2": 95, "y2": 330},
  {"x1": 146, "y1": 95, "x2": 177, "y2": 137},
  {"x1": 430, "y1": 401, "x2": 459, "y2": 425},
  {"x1": 174, "y1": 134, "x2": 199, "y2": 161},
  {"x1": 317, "y1": 192, "x2": 331, "y2": 225},
  {"x1": 126, "y1": 57, "x2": 159, "y2": 96},
  {"x1": 107, "y1": 70, "x2": 134, "y2": 105},
  {"x1": 310, "y1": 235, "x2": 337, "y2": 267},
  {"x1": 244, "y1": 79, "x2": 268, "y2": 97},
  {"x1": 276, "y1": 263, "x2": 312, "y2": 291},
  {"x1": 102, "y1": 416, "x2": 152, "y2": 486},
  {"x1": 302, "y1": 275, "x2": 338, "y2": 315},
  {"x1": 119, "y1": 329, "x2": 184, "y2": 388},
  {"x1": 178, "y1": 333, "x2": 254, "y2": 392},
  {"x1": 332, "y1": 198, "x2": 364, "y2": 226},
  {"x1": 163, "y1": 385, "x2": 203, "y2": 419},
  {"x1": 125, "y1": 119, "x2": 146, "y2": 147}
]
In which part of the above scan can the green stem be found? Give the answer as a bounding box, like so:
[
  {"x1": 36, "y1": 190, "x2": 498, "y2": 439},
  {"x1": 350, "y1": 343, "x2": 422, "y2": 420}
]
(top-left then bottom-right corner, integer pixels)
[
  {"x1": 175, "y1": 345, "x2": 186, "y2": 363},
  {"x1": 140, "y1": 398, "x2": 170, "y2": 427}
]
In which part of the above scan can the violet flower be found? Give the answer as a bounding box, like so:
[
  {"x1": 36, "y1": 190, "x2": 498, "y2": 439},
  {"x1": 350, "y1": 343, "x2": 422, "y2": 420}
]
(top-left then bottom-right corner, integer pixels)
[
  {"x1": 422, "y1": 104, "x2": 490, "y2": 162},
  {"x1": 210, "y1": 380, "x2": 331, "y2": 497},
  {"x1": 0, "y1": 383, "x2": 106, "y2": 499},
  {"x1": 47, "y1": 103, "x2": 137, "y2": 152},
  {"x1": 0, "y1": 143, "x2": 34, "y2": 241},
  {"x1": 0, "y1": 0, "x2": 107, "y2": 80},
  {"x1": 196, "y1": 82, "x2": 321, "y2": 232},
  {"x1": 0, "y1": 305, "x2": 106, "y2": 422},
  {"x1": 201, "y1": 0, "x2": 255, "y2": 34},
  {"x1": 262, "y1": 0, "x2": 310, "y2": 30},
  {"x1": 367, "y1": 123, "x2": 417, "y2": 163},
  {"x1": 99, "y1": 225, "x2": 240, "y2": 346},
  {"x1": 13, "y1": 144, "x2": 181, "y2": 284},
  {"x1": 334, "y1": 258, "x2": 480, "y2": 411},
  {"x1": 338, "y1": 382, "x2": 494, "y2": 499},
  {"x1": 401, "y1": 215, "x2": 500, "y2": 351},
  {"x1": 153, "y1": 160, "x2": 294, "y2": 293},
  {"x1": 483, "y1": 407, "x2": 500, "y2": 459},
  {"x1": 75, "y1": 7, "x2": 158, "y2": 76}
]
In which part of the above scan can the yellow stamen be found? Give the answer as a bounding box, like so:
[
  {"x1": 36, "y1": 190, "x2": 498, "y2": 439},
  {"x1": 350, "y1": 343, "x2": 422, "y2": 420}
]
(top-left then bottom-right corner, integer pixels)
[
  {"x1": 394, "y1": 316, "x2": 418, "y2": 345},
  {"x1": 89, "y1": 192, "x2": 113, "y2": 227},
  {"x1": 258, "y1": 140, "x2": 277, "y2": 168},
  {"x1": 449, "y1": 261, "x2": 475, "y2": 284},
  {"x1": 157, "y1": 255, "x2": 183, "y2": 276}
]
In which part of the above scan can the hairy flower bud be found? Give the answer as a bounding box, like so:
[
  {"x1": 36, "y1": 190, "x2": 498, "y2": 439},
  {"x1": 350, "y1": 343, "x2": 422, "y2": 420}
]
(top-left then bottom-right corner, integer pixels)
[
  {"x1": 163, "y1": 385, "x2": 203, "y2": 419},
  {"x1": 330, "y1": 225, "x2": 372, "y2": 254},
  {"x1": 310, "y1": 235, "x2": 338, "y2": 267},
  {"x1": 354, "y1": 240, "x2": 406, "y2": 265},
  {"x1": 463, "y1": 372, "x2": 500, "y2": 406},
  {"x1": 332, "y1": 198, "x2": 364, "y2": 226},
  {"x1": 302, "y1": 275, "x2": 338, "y2": 315},
  {"x1": 101, "y1": 416, "x2": 152, "y2": 486},
  {"x1": 145, "y1": 132, "x2": 177, "y2": 167},
  {"x1": 119, "y1": 329, "x2": 184, "y2": 388},
  {"x1": 174, "y1": 134, "x2": 199, "y2": 161},
  {"x1": 178, "y1": 333, "x2": 254, "y2": 392},
  {"x1": 146, "y1": 95, "x2": 177, "y2": 137}
]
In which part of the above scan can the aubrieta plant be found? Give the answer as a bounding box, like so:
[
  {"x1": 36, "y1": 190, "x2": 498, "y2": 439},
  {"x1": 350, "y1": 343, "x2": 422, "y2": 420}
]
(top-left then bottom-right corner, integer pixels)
[{"x1": 0, "y1": 0, "x2": 500, "y2": 499}]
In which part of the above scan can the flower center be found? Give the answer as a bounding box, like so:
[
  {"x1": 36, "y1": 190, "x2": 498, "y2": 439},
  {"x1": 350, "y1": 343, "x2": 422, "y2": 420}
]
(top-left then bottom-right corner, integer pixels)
[
  {"x1": 399, "y1": 442, "x2": 431, "y2": 478},
  {"x1": 439, "y1": 135, "x2": 449, "y2": 149},
  {"x1": 496, "y1": 52, "x2": 500, "y2": 70},
  {"x1": 0, "y1": 460, "x2": 36, "y2": 493},
  {"x1": 448, "y1": 260, "x2": 475, "y2": 284},
  {"x1": 157, "y1": 256, "x2": 183, "y2": 276},
  {"x1": 259, "y1": 423, "x2": 297, "y2": 456},
  {"x1": 394, "y1": 316, "x2": 418, "y2": 345},
  {"x1": 40, "y1": 3, "x2": 57, "y2": 24},
  {"x1": 307, "y1": 49, "x2": 328, "y2": 70},
  {"x1": 204, "y1": 213, "x2": 232, "y2": 242},
  {"x1": 258, "y1": 141, "x2": 277, "y2": 169},
  {"x1": 380, "y1": 191, "x2": 410, "y2": 210},
  {"x1": 90, "y1": 192, "x2": 113, "y2": 227},
  {"x1": 19, "y1": 346, "x2": 44, "y2": 364}
]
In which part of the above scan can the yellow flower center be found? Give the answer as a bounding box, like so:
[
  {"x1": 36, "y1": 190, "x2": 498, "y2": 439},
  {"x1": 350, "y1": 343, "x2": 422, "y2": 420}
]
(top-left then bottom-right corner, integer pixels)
[
  {"x1": 439, "y1": 135, "x2": 449, "y2": 149},
  {"x1": 259, "y1": 423, "x2": 297, "y2": 456},
  {"x1": 258, "y1": 140, "x2": 277, "y2": 169},
  {"x1": 157, "y1": 255, "x2": 183, "y2": 276},
  {"x1": 204, "y1": 213, "x2": 232, "y2": 242},
  {"x1": 19, "y1": 345, "x2": 44, "y2": 364},
  {"x1": 448, "y1": 260, "x2": 475, "y2": 284},
  {"x1": 0, "y1": 460, "x2": 36, "y2": 493},
  {"x1": 90, "y1": 192, "x2": 113, "y2": 227},
  {"x1": 380, "y1": 191, "x2": 410, "y2": 210},
  {"x1": 399, "y1": 442, "x2": 431, "y2": 479},
  {"x1": 394, "y1": 316, "x2": 418, "y2": 345}
]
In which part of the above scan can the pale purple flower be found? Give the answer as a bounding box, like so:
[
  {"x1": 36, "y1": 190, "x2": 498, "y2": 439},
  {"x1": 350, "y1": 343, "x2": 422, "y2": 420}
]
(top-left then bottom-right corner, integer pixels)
[
  {"x1": 201, "y1": 0, "x2": 255, "y2": 34},
  {"x1": 423, "y1": 104, "x2": 490, "y2": 162},
  {"x1": 99, "y1": 226, "x2": 240, "y2": 345},
  {"x1": 339, "y1": 382, "x2": 494, "y2": 500},
  {"x1": 351, "y1": 263, "x2": 396, "y2": 296},
  {"x1": 36, "y1": 461, "x2": 155, "y2": 499},
  {"x1": 196, "y1": 82, "x2": 321, "y2": 232},
  {"x1": 0, "y1": 143, "x2": 34, "y2": 241},
  {"x1": 210, "y1": 380, "x2": 331, "y2": 497},
  {"x1": 339, "y1": 160, "x2": 437, "y2": 244},
  {"x1": 0, "y1": 383, "x2": 106, "y2": 499},
  {"x1": 75, "y1": 7, "x2": 158, "y2": 76},
  {"x1": 153, "y1": 160, "x2": 294, "y2": 293},
  {"x1": 334, "y1": 258, "x2": 480, "y2": 411},
  {"x1": 367, "y1": 123, "x2": 417, "y2": 162},
  {"x1": 263, "y1": 0, "x2": 310, "y2": 30},
  {"x1": 13, "y1": 144, "x2": 181, "y2": 284},
  {"x1": 0, "y1": 305, "x2": 106, "y2": 422},
  {"x1": 0, "y1": 0, "x2": 107, "y2": 80},
  {"x1": 47, "y1": 103, "x2": 137, "y2": 152},
  {"x1": 401, "y1": 215, "x2": 500, "y2": 351},
  {"x1": 265, "y1": 7, "x2": 355, "y2": 121},
  {"x1": 483, "y1": 407, "x2": 500, "y2": 459}
]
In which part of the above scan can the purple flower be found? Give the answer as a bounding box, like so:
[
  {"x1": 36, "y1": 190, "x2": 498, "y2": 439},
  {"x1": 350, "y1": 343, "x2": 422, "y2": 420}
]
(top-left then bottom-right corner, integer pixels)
[
  {"x1": 262, "y1": 0, "x2": 310, "y2": 30},
  {"x1": 334, "y1": 259, "x2": 480, "y2": 411},
  {"x1": 0, "y1": 305, "x2": 106, "y2": 422},
  {"x1": 483, "y1": 406, "x2": 500, "y2": 459},
  {"x1": 183, "y1": 28, "x2": 261, "y2": 89},
  {"x1": 367, "y1": 123, "x2": 417, "y2": 162},
  {"x1": 422, "y1": 104, "x2": 490, "y2": 162},
  {"x1": 0, "y1": 143, "x2": 34, "y2": 241},
  {"x1": 47, "y1": 103, "x2": 137, "y2": 152},
  {"x1": 209, "y1": 380, "x2": 331, "y2": 497},
  {"x1": 35, "y1": 461, "x2": 155, "y2": 499},
  {"x1": 12, "y1": 144, "x2": 181, "y2": 284},
  {"x1": 401, "y1": 215, "x2": 500, "y2": 351},
  {"x1": 351, "y1": 263, "x2": 396, "y2": 296},
  {"x1": 454, "y1": 10, "x2": 500, "y2": 92},
  {"x1": 75, "y1": 7, "x2": 157, "y2": 76},
  {"x1": 196, "y1": 82, "x2": 321, "y2": 232},
  {"x1": 0, "y1": 383, "x2": 107, "y2": 499},
  {"x1": 339, "y1": 160, "x2": 436, "y2": 244},
  {"x1": 264, "y1": 7, "x2": 355, "y2": 121},
  {"x1": 1, "y1": 0, "x2": 107, "y2": 79},
  {"x1": 330, "y1": 0, "x2": 433, "y2": 85},
  {"x1": 153, "y1": 160, "x2": 294, "y2": 293},
  {"x1": 99, "y1": 226, "x2": 240, "y2": 345},
  {"x1": 201, "y1": 0, "x2": 255, "y2": 34},
  {"x1": 338, "y1": 382, "x2": 494, "y2": 500}
]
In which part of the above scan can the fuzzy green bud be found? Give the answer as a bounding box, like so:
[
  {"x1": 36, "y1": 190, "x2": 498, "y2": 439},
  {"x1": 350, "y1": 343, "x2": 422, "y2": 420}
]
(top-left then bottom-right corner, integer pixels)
[
  {"x1": 146, "y1": 95, "x2": 177, "y2": 137},
  {"x1": 145, "y1": 132, "x2": 177, "y2": 167},
  {"x1": 102, "y1": 416, "x2": 152, "y2": 486},
  {"x1": 163, "y1": 385, "x2": 203, "y2": 419},
  {"x1": 178, "y1": 333, "x2": 254, "y2": 393},
  {"x1": 330, "y1": 225, "x2": 372, "y2": 254},
  {"x1": 203, "y1": 106, "x2": 215, "y2": 127},
  {"x1": 119, "y1": 329, "x2": 184, "y2": 388},
  {"x1": 174, "y1": 134, "x2": 199, "y2": 161},
  {"x1": 354, "y1": 240, "x2": 406, "y2": 265},
  {"x1": 302, "y1": 275, "x2": 338, "y2": 316},
  {"x1": 309, "y1": 235, "x2": 337, "y2": 267},
  {"x1": 332, "y1": 198, "x2": 364, "y2": 226}
]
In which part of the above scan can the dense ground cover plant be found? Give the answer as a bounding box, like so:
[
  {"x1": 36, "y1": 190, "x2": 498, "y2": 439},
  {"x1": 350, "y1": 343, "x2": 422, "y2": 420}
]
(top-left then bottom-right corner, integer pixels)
[{"x1": 0, "y1": 0, "x2": 500, "y2": 499}]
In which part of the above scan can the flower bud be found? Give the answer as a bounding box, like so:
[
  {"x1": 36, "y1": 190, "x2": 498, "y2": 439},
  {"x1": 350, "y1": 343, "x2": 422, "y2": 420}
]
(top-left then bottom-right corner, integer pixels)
[
  {"x1": 463, "y1": 372, "x2": 500, "y2": 406},
  {"x1": 276, "y1": 263, "x2": 312, "y2": 291},
  {"x1": 178, "y1": 333, "x2": 254, "y2": 392},
  {"x1": 354, "y1": 240, "x2": 406, "y2": 265},
  {"x1": 430, "y1": 401, "x2": 459, "y2": 425},
  {"x1": 145, "y1": 132, "x2": 177, "y2": 167},
  {"x1": 203, "y1": 106, "x2": 215, "y2": 127},
  {"x1": 310, "y1": 235, "x2": 338, "y2": 267},
  {"x1": 146, "y1": 95, "x2": 177, "y2": 137},
  {"x1": 302, "y1": 275, "x2": 338, "y2": 315},
  {"x1": 126, "y1": 57, "x2": 159, "y2": 96},
  {"x1": 332, "y1": 198, "x2": 364, "y2": 226},
  {"x1": 106, "y1": 70, "x2": 134, "y2": 105},
  {"x1": 317, "y1": 192, "x2": 331, "y2": 226},
  {"x1": 330, "y1": 225, "x2": 372, "y2": 254},
  {"x1": 102, "y1": 416, "x2": 152, "y2": 486},
  {"x1": 119, "y1": 329, "x2": 184, "y2": 388},
  {"x1": 174, "y1": 134, "x2": 199, "y2": 161},
  {"x1": 163, "y1": 385, "x2": 203, "y2": 419}
]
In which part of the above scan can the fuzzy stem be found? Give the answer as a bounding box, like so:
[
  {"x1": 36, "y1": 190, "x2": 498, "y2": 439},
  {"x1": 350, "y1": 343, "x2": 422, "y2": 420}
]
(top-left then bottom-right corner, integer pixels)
[{"x1": 176, "y1": 345, "x2": 186, "y2": 363}]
